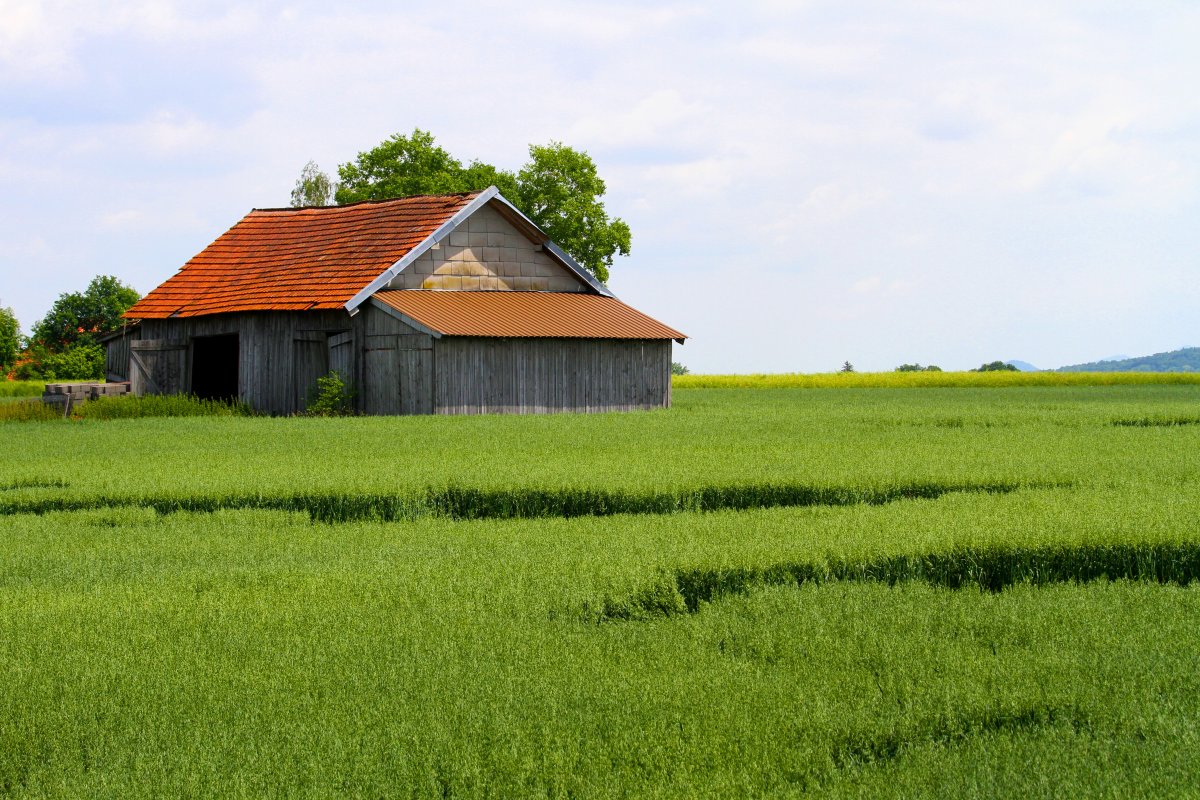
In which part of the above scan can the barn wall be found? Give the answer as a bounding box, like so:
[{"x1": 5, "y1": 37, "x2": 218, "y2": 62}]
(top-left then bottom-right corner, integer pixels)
[
  {"x1": 432, "y1": 337, "x2": 672, "y2": 414},
  {"x1": 360, "y1": 304, "x2": 434, "y2": 414},
  {"x1": 138, "y1": 310, "x2": 357, "y2": 415},
  {"x1": 102, "y1": 327, "x2": 139, "y2": 382},
  {"x1": 133, "y1": 309, "x2": 674, "y2": 416},
  {"x1": 386, "y1": 204, "x2": 586, "y2": 293}
]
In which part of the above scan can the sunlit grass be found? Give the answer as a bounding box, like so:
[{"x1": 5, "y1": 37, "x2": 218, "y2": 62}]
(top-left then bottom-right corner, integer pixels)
[{"x1": 2, "y1": 386, "x2": 1199, "y2": 795}]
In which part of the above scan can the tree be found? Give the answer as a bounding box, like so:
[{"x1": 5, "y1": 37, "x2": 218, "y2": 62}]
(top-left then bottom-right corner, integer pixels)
[
  {"x1": 290, "y1": 161, "x2": 335, "y2": 207},
  {"x1": 896, "y1": 363, "x2": 942, "y2": 372},
  {"x1": 840, "y1": 361, "x2": 855, "y2": 373},
  {"x1": 671, "y1": 361, "x2": 689, "y2": 376},
  {"x1": 973, "y1": 361, "x2": 1018, "y2": 372},
  {"x1": 30, "y1": 275, "x2": 140, "y2": 352},
  {"x1": 334, "y1": 129, "x2": 629, "y2": 282},
  {"x1": 516, "y1": 142, "x2": 629, "y2": 283},
  {"x1": 336, "y1": 130, "x2": 487, "y2": 201},
  {"x1": 0, "y1": 305, "x2": 19, "y2": 374}
]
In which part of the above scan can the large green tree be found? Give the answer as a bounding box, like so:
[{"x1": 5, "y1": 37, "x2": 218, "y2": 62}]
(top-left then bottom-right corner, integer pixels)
[
  {"x1": 335, "y1": 129, "x2": 629, "y2": 282},
  {"x1": 0, "y1": 305, "x2": 19, "y2": 374},
  {"x1": 31, "y1": 275, "x2": 140, "y2": 352}
]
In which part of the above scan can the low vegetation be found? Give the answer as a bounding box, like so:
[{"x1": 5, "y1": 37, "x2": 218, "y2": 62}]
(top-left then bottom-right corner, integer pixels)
[
  {"x1": 0, "y1": 393, "x2": 253, "y2": 424},
  {"x1": 0, "y1": 399, "x2": 62, "y2": 422},
  {"x1": 0, "y1": 380, "x2": 45, "y2": 398},
  {"x1": 70, "y1": 394, "x2": 255, "y2": 420}
]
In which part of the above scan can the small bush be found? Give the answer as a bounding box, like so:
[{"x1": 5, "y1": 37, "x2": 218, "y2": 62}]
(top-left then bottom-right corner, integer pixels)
[
  {"x1": 16, "y1": 343, "x2": 105, "y2": 381},
  {"x1": 306, "y1": 372, "x2": 354, "y2": 416}
]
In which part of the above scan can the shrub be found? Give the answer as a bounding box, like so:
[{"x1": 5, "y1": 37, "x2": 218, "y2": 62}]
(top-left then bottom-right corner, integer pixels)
[
  {"x1": 306, "y1": 371, "x2": 354, "y2": 416},
  {"x1": 15, "y1": 342, "x2": 105, "y2": 381},
  {"x1": 40, "y1": 343, "x2": 106, "y2": 381}
]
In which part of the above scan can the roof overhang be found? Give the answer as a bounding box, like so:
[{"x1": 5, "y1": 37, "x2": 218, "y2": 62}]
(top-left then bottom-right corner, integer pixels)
[{"x1": 370, "y1": 290, "x2": 686, "y2": 342}]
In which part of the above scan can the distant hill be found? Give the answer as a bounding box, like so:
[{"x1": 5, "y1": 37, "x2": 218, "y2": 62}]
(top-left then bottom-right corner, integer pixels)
[
  {"x1": 1005, "y1": 360, "x2": 1039, "y2": 372},
  {"x1": 1057, "y1": 347, "x2": 1200, "y2": 373}
]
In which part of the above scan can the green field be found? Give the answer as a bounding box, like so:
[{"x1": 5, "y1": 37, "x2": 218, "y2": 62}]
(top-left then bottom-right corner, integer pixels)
[{"x1": 3, "y1": 387, "x2": 1199, "y2": 797}]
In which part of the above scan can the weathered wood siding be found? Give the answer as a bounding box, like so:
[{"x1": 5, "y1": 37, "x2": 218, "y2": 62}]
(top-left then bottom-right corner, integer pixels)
[
  {"x1": 361, "y1": 304, "x2": 434, "y2": 414},
  {"x1": 139, "y1": 311, "x2": 356, "y2": 415},
  {"x1": 432, "y1": 337, "x2": 672, "y2": 414},
  {"x1": 130, "y1": 338, "x2": 186, "y2": 396},
  {"x1": 135, "y1": 306, "x2": 674, "y2": 415},
  {"x1": 102, "y1": 328, "x2": 138, "y2": 382}
]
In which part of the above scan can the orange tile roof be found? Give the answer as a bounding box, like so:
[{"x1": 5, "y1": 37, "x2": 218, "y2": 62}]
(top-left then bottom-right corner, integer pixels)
[
  {"x1": 373, "y1": 290, "x2": 686, "y2": 340},
  {"x1": 125, "y1": 193, "x2": 480, "y2": 318}
]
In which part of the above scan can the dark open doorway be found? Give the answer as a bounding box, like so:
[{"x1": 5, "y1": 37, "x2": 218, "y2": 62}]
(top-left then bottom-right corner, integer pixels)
[{"x1": 191, "y1": 334, "x2": 239, "y2": 401}]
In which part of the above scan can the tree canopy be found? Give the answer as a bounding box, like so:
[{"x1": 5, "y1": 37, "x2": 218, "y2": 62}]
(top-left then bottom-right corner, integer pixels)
[
  {"x1": 290, "y1": 161, "x2": 335, "y2": 207},
  {"x1": 335, "y1": 129, "x2": 629, "y2": 282},
  {"x1": 0, "y1": 305, "x2": 19, "y2": 373},
  {"x1": 30, "y1": 275, "x2": 140, "y2": 352}
]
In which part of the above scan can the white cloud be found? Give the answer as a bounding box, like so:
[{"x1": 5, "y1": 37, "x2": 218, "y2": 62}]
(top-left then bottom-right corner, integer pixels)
[{"x1": 1, "y1": 0, "x2": 1198, "y2": 372}]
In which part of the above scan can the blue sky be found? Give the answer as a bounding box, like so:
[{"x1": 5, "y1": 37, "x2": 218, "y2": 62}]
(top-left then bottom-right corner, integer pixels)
[{"x1": 1, "y1": 0, "x2": 1197, "y2": 371}]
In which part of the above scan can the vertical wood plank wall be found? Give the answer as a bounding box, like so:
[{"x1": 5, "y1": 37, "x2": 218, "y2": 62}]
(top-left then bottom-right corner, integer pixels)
[
  {"x1": 140, "y1": 310, "x2": 356, "y2": 415},
  {"x1": 432, "y1": 337, "x2": 671, "y2": 414},
  {"x1": 137, "y1": 307, "x2": 674, "y2": 415},
  {"x1": 103, "y1": 331, "x2": 135, "y2": 382}
]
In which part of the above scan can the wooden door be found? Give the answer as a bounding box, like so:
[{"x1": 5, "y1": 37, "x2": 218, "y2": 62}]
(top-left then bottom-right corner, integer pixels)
[
  {"x1": 293, "y1": 332, "x2": 328, "y2": 413},
  {"x1": 129, "y1": 339, "x2": 187, "y2": 396}
]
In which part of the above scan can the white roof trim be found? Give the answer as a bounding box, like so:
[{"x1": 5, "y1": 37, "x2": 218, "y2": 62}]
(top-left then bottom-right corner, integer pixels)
[{"x1": 344, "y1": 185, "x2": 615, "y2": 312}]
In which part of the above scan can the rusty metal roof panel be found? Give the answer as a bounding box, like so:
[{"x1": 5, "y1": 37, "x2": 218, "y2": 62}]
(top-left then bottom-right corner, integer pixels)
[{"x1": 372, "y1": 290, "x2": 686, "y2": 340}]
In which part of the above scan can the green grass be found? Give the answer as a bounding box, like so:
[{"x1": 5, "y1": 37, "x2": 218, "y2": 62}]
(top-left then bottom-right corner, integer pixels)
[
  {"x1": 2, "y1": 385, "x2": 1199, "y2": 796},
  {"x1": 0, "y1": 380, "x2": 46, "y2": 398}
]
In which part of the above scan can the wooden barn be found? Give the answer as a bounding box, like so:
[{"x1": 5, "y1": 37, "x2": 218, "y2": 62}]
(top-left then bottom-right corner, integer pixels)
[{"x1": 117, "y1": 187, "x2": 686, "y2": 415}]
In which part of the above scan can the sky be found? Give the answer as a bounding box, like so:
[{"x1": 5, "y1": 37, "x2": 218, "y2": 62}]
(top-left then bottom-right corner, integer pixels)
[{"x1": 1, "y1": 0, "x2": 1197, "y2": 372}]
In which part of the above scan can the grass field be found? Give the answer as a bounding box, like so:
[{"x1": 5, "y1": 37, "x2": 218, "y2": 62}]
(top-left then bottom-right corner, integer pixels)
[
  {"x1": 0, "y1": 380, "x2": 46, "y2": 398},
  {"x1": 2, "y1": 386, "x2": 1198, "y2": 797}
]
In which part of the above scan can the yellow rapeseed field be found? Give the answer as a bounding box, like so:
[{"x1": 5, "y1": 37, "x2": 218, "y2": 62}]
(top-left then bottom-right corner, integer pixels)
[{"x1": 673, "y1": 371, "x2": 1200, "y2": 389}]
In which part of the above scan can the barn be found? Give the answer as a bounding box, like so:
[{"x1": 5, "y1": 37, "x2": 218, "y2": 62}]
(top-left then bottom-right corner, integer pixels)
[{"x1": 118, "y1": 186, "x2": 686, "y2": 415}]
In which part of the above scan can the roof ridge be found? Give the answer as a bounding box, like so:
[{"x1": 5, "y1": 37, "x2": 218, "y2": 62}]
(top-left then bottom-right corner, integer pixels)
[{"x1": 253, "y1": 190, "x2": 483, "y2": 213}]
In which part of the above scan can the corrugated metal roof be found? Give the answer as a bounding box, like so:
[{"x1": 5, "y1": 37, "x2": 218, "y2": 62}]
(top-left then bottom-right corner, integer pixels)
[
  {"x1": 125, "y1": 193, "x2": 480, "y2": 319},
  {"x1": 373, "y1": 291, "x2": 686, "y2": 341}
]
